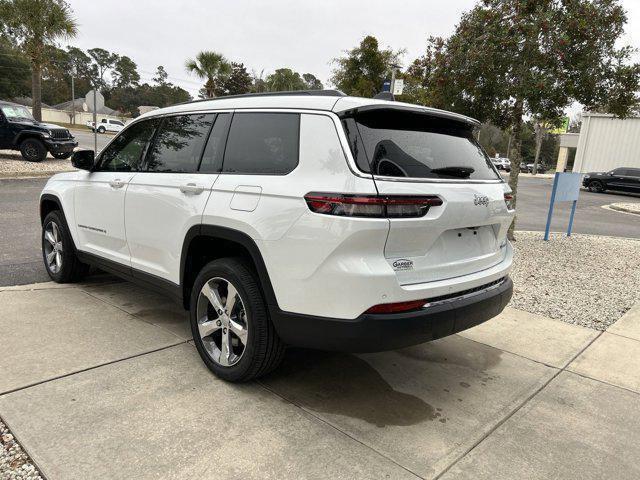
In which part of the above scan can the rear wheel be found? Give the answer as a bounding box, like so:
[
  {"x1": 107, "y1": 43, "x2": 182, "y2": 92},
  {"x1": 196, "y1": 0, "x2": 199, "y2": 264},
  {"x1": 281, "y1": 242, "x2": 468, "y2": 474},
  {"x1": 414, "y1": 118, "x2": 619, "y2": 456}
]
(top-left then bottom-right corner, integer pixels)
[
  {"x1": 42, "y1": 210, "x2": 89, "y2": 283},
  {"x1": 20, "y1": 138, "x2": 47, "y2": 162},
  {"x1": 588, "y1": 180, "x2": 605, "y2": 193},
  {"x1": 190, "y1": 258, "x2": 285, "y2": 382}
]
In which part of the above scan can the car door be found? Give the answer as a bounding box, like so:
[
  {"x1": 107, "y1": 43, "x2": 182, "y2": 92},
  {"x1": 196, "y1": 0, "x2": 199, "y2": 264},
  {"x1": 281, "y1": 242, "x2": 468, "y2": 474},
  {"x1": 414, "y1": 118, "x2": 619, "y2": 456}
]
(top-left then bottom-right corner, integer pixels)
[
  {"x1": 614, "y1": 168, "x2": 640, "y2": 193},
  {"x1": 604, "y1": 168, "x2": 628, "y2": 191},
  {"x1": 124, "y1": 112, "x2": 230, "y2": 284},
  {"x1": 73, "y1": 118, "x2": 160, "y2": 269},
  {"x1": 626, "y1": 169, "x2": 640, "y2": 193}
]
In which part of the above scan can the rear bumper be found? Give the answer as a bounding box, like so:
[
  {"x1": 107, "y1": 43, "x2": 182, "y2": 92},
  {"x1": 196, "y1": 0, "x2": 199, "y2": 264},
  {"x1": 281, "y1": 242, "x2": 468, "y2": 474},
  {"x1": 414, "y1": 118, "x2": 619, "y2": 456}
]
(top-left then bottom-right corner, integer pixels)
[{"x1": 270, "y1": 276, "x2": 513, "y2": 353}]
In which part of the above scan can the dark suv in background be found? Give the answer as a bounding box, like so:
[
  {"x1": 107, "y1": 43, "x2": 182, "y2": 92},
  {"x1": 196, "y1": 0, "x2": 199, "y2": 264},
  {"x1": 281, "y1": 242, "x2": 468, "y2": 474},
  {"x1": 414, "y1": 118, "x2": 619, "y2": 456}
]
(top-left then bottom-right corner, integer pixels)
[
  {"x1": 583, "y1": 167, "x2": 640, "y2": 194},
  {"x1": 0, "y1": 100, "x2": 77, "y2": 162}
]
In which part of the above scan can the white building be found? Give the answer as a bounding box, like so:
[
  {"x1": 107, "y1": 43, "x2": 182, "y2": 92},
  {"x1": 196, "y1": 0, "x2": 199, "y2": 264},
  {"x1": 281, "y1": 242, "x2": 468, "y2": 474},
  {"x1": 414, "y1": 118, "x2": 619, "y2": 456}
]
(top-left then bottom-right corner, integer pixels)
[{"x1": 558, "y1": 112, "x2": 640, "y2": 173}]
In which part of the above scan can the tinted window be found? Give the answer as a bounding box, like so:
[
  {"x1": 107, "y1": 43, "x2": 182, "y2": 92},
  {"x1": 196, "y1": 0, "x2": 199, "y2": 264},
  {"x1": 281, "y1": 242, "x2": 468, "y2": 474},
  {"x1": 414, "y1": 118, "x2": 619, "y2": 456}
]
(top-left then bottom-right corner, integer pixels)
[
  {"x1": 628, "y1": 169, "x2": 640, "y2": 177},
  {"x1": 347, "y1": 109, "x2": 499, "y2": 180},
  {"x1": 342, "y1": 118, "x2": 371, "y2": 173},
  {"x1": 200, "y1": 113, "x2": 231, "y2": 173},
  {"x1": 98, "y1": 119, "x2": 159, "y2": 172},
  {"x1": 145, "y1": 114, "x2": 214, "y2": 173},
  {"x1": 223, "y1": 113, "x2": 299, "y2": 175}
]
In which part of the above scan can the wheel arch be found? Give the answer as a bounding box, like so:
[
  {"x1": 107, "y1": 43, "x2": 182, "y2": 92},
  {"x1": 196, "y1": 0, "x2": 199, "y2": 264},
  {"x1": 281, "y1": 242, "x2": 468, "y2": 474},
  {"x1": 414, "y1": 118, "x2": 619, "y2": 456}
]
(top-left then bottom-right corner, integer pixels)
[
  {"x1": 40, "y1": 194, "x2": 65, "y2": 224},
  {"x1": 180, "y1": 225, "x2": 278, "y2": 310},
  {"x1": 15, "y1": 130, "x2": 47, "y2": 147}
]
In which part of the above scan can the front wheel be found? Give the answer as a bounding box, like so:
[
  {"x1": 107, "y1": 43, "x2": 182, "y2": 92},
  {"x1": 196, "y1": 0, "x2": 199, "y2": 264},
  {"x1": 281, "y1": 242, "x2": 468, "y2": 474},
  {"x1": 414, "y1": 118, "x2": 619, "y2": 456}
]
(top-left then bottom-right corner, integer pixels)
[
  {"x1": 42, "y1": 211, "x2": 89, "y2": 283},
  {"x1": 190, "y1": 258, "x2": 285, "y2": 382},
  {"x1": 52, "y1": 152, "x2": 73, "y2": 160},
  {"x1": 20, "y1": 138, "x2": 47, "y2": 162},
  {"x1": 588, "y1": 180, "x2": 605, "y2": 193},
  {"x1": 97, "y1": 126, "x2": 106, "y2": 133}
]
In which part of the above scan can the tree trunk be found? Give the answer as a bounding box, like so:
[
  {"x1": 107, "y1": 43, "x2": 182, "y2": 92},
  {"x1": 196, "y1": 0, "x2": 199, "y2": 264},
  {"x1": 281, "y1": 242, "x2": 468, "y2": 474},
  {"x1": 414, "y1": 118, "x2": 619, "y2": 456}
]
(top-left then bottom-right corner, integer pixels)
[
  {"x1": 31, "y1": 62, "x2": 42, "y2": 121},
  {"x1": 506, "y1": 99, "x2": 524, "y2": 241},
  {"x1": 532, "y1": 121, "x2": 544, "y2": 175}
]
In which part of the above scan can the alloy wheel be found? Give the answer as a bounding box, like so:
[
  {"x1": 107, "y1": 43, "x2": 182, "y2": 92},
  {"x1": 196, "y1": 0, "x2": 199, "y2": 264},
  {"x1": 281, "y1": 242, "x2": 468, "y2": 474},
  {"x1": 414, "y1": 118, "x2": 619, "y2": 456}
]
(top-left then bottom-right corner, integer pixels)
[
  {"x1": 43, "y1": 221, "x2": 63, "y2": 274},
  {"x1": 196, "y1": 277, "x2": 249, "y2": 367}
]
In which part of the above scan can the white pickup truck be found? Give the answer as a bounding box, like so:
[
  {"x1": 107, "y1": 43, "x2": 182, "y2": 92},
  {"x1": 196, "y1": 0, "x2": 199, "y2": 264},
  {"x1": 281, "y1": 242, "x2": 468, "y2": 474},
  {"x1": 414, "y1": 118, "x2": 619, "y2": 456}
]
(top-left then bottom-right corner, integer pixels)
[{"x1": 86, "y1": 118, "x2": 125, "y2": 134}]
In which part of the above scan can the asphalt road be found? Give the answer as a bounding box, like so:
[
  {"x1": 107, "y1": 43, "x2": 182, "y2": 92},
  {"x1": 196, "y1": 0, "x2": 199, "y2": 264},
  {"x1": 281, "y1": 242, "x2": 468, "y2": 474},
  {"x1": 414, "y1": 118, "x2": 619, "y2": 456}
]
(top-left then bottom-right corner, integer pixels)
[
  {"x1": 1, "y1": 176, "x2": 639, "y2": 286},
  {"x1": 71, "y1": 128, "x2": 113, "y2": 152}
]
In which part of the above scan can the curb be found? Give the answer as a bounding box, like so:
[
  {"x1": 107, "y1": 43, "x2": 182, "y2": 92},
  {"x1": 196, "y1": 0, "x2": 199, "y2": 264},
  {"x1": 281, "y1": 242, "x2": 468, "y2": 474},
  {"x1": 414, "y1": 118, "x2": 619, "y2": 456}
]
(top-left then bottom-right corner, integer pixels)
[{"x1": 609, "y1": 204, "x2": 640, "y2": 216}]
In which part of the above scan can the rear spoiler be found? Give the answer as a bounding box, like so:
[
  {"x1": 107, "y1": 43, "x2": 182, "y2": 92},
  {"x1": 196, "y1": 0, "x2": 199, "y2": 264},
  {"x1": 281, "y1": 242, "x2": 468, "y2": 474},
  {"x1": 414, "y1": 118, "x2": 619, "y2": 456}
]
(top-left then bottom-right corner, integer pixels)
[{"x1": 335, "y1": 103, "x2": 480, "y2": 128}]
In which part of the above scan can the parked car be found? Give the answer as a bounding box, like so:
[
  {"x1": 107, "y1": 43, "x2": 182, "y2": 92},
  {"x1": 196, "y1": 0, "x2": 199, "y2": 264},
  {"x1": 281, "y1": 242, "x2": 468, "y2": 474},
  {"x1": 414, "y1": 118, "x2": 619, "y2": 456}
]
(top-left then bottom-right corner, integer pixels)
[
  {"x1": 491, "y1": 157, "x2": 511, "y2": 172},
  {"x1": 0, "y1": 100, "x2": 77, "y2": 162},
  {"x1": 583, "y1": 167, "x2": 640, "y2": 193},
  {"x1": 39, "y1": 91, "x2": 515, "y2": 382},
  {"x1": 519, "y1": 162, "x2": 548, "y2": 174},
  {"x1": 87, "y1": 118, "x2": 125, "y2": 133}
]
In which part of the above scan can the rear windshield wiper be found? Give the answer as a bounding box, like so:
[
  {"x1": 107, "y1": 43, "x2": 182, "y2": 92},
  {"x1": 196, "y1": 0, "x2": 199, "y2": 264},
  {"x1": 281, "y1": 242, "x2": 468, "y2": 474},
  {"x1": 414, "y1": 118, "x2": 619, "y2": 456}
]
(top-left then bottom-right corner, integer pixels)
[{"x1": 430, "y1": 166, "x2": 475, "y2": 178}]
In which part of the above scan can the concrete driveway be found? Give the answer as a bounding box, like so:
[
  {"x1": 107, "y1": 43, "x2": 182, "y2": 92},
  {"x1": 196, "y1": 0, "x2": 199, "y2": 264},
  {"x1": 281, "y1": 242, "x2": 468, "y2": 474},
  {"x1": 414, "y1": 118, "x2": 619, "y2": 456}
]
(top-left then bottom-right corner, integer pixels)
[{"x1": 1, "y1": 280, "x2": 639, "y2": 479}]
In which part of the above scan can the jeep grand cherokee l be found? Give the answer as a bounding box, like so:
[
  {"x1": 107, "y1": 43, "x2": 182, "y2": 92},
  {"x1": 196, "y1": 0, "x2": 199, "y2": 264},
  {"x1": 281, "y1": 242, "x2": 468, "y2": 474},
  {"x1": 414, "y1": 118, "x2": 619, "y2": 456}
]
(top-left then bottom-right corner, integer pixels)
[
  {"x1": 0, "y1": 101, "x2": 77, "y2": 162},
  {"x1": 39, "y1": 90, "x2": 515, "y2": 382}
]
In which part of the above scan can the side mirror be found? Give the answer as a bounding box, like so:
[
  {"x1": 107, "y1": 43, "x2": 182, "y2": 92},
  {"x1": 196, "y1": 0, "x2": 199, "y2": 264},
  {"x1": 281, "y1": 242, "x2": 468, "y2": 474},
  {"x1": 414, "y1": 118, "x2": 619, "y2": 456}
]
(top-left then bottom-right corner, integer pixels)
[{"x1": 72, "y1": 150, "x2": 95, "y2": 171}]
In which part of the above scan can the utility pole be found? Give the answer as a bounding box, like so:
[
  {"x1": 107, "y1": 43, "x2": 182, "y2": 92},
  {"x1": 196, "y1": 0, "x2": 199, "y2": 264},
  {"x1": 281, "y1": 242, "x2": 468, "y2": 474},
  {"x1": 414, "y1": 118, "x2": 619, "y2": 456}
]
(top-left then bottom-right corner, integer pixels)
[
  {"x1": 70, "y1": 74, "x2": 75, "y2": 125},
  {"x1": 92, "y1": 83, "x2": 97, "y2": 154},
  {"x1": 390, "y1": 69, "x2": 396, "y2": 94}
]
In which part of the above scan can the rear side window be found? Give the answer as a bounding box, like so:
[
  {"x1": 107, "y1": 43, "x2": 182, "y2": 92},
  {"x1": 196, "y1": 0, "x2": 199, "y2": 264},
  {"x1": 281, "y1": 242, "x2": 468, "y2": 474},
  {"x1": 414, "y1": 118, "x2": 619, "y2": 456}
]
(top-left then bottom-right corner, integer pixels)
[
  {"x1": 98, "y1": 119, "x2": 159, "y2": 172},
  {"x1": 345, "y1": 109, "x2": 500, "y2": 181},
  {"x1": 145, "y1": 113, "x2": 214, "y2": 173},
  {"x1": 222, "y1": 113, "x2": 299, "y2": 175}
]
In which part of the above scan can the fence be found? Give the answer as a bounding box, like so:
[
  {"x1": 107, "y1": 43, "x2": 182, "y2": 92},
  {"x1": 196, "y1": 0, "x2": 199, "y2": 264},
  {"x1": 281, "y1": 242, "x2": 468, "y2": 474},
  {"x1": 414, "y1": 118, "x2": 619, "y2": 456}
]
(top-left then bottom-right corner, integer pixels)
[{"x1": 27, "y1": 107, "x2": 132, "y2": 126}]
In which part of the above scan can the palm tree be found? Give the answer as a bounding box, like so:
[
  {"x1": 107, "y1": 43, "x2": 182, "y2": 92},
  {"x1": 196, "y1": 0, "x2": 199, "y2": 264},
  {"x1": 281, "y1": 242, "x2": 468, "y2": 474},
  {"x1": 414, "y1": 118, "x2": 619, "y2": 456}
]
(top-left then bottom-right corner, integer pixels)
[
  {"x1": 185, "y1": 51, "x2": 231, "y2": 98},
  {"x1": 1, "y1": 0, "x2": 77, "y2": 121}
]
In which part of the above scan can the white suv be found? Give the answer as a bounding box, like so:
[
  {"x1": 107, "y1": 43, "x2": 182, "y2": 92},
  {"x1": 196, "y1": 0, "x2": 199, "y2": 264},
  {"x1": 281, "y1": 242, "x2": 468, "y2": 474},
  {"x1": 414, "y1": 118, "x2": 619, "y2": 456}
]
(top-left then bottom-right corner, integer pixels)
[{"x1": 40, "y1": 91, "x2": 515, "y2": 382}]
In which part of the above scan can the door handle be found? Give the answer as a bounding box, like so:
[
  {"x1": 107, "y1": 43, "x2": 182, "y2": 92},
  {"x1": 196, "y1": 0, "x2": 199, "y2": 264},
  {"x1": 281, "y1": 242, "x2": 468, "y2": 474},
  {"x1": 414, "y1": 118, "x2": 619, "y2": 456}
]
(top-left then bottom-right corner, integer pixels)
[
  {"x1": 109, "y1": 179, "x2": 125, "y2": 189},
  {"x1": 179, "y1": 183, "x2": 204, "y2": 195}
]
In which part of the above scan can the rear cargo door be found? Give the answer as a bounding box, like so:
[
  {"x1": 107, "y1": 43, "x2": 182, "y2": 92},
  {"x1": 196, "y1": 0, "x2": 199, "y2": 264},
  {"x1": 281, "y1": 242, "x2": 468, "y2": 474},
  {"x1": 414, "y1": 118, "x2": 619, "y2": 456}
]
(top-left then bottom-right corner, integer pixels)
[{"x1": 345, "y1": 107, "x2": 513, "y2": 285}]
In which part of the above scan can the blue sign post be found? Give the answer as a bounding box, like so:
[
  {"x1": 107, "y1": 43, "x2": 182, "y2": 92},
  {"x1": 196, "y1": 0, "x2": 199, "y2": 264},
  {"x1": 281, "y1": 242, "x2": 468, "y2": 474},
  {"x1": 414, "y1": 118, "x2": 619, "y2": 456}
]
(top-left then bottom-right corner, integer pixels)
[{"x1": 544, "y1": 172, "x2": 583, "y2": 241}]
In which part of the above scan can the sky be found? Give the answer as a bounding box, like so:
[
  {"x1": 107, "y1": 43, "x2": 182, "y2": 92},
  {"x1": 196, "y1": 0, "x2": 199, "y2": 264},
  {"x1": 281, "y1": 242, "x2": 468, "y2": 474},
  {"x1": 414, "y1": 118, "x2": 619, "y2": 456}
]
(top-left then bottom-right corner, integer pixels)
[{"x1": 65, "y1": 0, "x2": 640, "y2": 102}]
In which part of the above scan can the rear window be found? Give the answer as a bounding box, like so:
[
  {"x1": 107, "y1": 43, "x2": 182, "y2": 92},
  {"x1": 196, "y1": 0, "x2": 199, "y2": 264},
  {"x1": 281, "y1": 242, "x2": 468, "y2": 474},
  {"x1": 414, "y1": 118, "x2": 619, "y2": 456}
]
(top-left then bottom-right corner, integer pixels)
[{"x1": 343, "y1": 109, "x2": 499, "y2": 181}]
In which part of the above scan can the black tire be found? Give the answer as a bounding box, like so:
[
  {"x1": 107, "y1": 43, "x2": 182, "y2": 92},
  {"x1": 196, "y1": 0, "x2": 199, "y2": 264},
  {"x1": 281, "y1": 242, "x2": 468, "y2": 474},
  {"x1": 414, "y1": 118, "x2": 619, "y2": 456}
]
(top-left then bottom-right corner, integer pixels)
[
  {"x1": 20, "y1": 138, "x2": 47, "y2": 162},
  {"x1": 52, "y1": 152, "x2": 73, "y2": 160},
  {"x1": 190, "y1": 257, "x2": 285, "y2": 382},
  {"x1": 588, "y1": 180, "x2": 605, "y2": 193},
  {"x1": 97, "y1": 126, "x2": 106, "y2": 133},
  {"x1": 42, "y1": 210, "x2": 89, "y2": 283}
]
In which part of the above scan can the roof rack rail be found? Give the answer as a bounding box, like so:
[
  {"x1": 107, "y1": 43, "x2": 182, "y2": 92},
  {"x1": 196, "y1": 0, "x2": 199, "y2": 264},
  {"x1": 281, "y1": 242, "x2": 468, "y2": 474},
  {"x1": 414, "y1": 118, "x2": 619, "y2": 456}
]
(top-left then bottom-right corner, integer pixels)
[{"x1": 176, "y1": 89, "x2": 346, "y2": 106}]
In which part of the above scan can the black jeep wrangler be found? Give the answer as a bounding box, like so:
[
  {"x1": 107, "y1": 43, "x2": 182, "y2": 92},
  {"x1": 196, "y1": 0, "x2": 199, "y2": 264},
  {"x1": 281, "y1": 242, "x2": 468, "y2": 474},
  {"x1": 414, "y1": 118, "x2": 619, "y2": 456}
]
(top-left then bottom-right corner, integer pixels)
[{"x1": 0, "y1": 100, "x2": 78, "y2": 162}]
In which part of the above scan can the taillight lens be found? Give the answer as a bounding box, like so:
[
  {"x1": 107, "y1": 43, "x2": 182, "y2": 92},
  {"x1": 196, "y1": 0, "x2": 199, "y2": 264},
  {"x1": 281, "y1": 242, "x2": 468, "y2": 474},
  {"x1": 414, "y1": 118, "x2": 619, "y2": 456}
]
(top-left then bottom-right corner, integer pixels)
[
  {"x1": 504, "y1": 193, "x2": 515, "y2": 211},
  {"x1": 304, "y1": 193, "x2": 442, "y2": 218},
  {"x1": 365, "y1": 299, "x2": 427, "y2": 314}
]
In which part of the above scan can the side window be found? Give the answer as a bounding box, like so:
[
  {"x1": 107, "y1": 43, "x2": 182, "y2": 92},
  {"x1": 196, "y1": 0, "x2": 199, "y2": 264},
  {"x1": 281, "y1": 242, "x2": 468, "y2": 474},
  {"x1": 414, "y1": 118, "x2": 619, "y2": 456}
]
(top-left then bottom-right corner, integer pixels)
[
  {"x1": 97, "y1": 119, "x2": 159, "y2": 172},
  {"x1": 222, "y1": 113, "x2": 299, "y2": 175},
  {"x1": 144, "y1": 113, "x2": 214, "y2": 173},
  {"x1": 629, "y1": 169, "x2": 640, "y2": 178},
  {"x1": 101, "y1": 119, "x2": 107, "y2": 124},
  {"x1": 199, "y1": 113, "x2": 231, "y2": 173}
]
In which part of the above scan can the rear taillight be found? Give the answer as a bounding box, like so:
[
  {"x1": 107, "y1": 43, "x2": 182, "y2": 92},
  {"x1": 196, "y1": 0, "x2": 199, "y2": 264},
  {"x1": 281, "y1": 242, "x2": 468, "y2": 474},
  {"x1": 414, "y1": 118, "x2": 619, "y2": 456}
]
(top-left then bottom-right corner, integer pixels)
[
  {"x1": 365, "y1": 299, "x2": 427, "y2": 314},
  {"x1": 304, "y1": 193, "x2": 442, "y2": 218},
  {"x1": 504, "y1": 193, "x2": 515, "y2": 211}
]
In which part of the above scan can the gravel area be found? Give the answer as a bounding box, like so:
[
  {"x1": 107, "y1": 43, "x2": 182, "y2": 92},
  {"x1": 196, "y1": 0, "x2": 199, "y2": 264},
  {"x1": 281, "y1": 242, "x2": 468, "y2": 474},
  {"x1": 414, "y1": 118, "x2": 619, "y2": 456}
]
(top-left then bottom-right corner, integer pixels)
[
  {"x1": 511, "y1": 231, "x2": 640, "y2": 330},
  {"x1": 0, "y1": 151, "x2": 74, "y2": 177},
  {"x1": 610, "y1": 202, "x2": 640, "y2": 215},
  {"x1": 1, "y1": 419, "x2": 43, "y2": 480}
]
